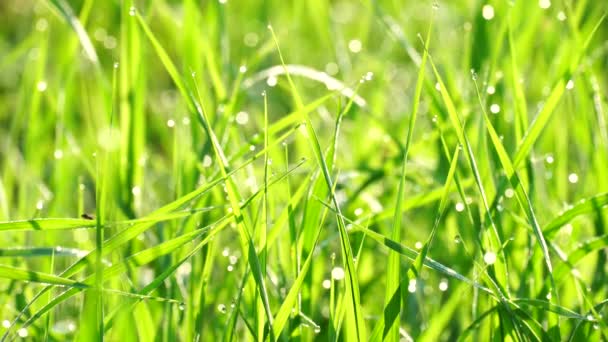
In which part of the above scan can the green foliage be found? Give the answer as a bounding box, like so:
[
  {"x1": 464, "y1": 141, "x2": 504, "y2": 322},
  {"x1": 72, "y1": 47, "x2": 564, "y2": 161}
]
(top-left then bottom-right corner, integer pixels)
[{"x1": 0, "y1": 0, "x2": 607, "y2": 340}]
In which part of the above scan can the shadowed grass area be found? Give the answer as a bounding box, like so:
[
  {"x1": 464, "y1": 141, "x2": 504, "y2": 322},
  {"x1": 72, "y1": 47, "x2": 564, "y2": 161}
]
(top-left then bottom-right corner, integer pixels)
[{"x1": 1, "y1": 0, "x2": 607, "y2": 340}]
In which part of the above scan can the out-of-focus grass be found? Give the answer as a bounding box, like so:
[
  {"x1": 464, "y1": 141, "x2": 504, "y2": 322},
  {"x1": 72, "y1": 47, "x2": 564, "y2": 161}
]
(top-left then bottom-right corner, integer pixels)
[{"x1": 0, "y1": 0, "x2": 607, "y2": 340}]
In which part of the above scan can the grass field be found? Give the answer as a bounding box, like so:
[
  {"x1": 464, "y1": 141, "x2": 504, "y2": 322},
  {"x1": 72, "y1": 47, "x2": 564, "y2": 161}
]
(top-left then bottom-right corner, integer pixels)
[{"x1": 1, "y1": 0, "x2": 608, "y2": 340}]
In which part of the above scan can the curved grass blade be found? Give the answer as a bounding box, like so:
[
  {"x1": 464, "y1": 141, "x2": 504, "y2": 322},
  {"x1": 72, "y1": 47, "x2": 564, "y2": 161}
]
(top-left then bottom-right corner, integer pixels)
[
  {"x1": 0, "y1": 265, "x2": 89, "y2": 289},
  {"x1": 0, "y1": 218, "x2": 96, "y2": 232},
  {"x1": 382, "y1": 17, "x2": 432, "y2": 342},
  {"x1": 544, "y1": 193, "x2": 608, "y2": 237}
]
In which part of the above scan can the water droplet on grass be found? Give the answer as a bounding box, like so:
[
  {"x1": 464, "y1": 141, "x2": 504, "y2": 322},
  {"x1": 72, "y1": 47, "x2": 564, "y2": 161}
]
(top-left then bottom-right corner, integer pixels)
[
  {"x1": 167, "y1": 119, "x2": 175, "y2": 128},
  {"x1": 235, "y1": 111, "x2": 249, "y2": 125},
  {"x1": 407, "y1": 279, "x2": 417, "y2": 293},
  {"x1": 490, "y1": 103, "x2": 500, "y2": 114},
  {"x1": 539, "y1": 0, "x2": 551, "y2": 9},
  {"x1": 566, "y1": 79, "x2": 574, "y2": 90},
  {"x1": 17, "y1": 328, "x2": 28, "y2": 338},
  {"x1": 2, "y1": 320, "x2": 10, "y2": 328},
  {"x1": 129, "y1": 6, "x2": 136, "y2": 16},
  {"x1": 455, "y1": 202, "x2": 465, "y2": 212},
  {"x1": 202, "y1": 155, "x2": 212, "y2": 167},
  {"x1": 439, "y1": 279, "x2": 448, "y2": 291},
  {"x1": 54, "y1": 149, "x2": 63, "y2": 159},
  {"x1": 266, "y1": 75, "x2": 278, "y2": 87},
  {"x1": 218, "y1": 304, "x2": 227, "y2": 313},
  {"x1": 322, "y1": 279, "x2": 331, "y2": 289},
  {"x1": 331, "y1": 267, "x2": 345, "y2": 280},
  {"x1": 482, "y1": 4, "x2": 495, "y2": 20},
  {"x1": 239, "y1": 65, "x2": 247, "y2": 73},
  {"x1": 37, "y1": 80, "x2": 47, "y2": 92},
  {"x1": 348, "y1": 39, "x2": 362, "y2": 53},
  {"x1": 568, "y1": 173, "x2": 579, "y2": 184},
  {"x1": 484, "y1": 251, "x2": 497, "y2": 265}
]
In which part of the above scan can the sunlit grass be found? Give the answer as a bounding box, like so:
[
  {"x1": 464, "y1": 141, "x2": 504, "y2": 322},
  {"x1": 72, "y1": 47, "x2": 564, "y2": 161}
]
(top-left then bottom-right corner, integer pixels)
[{"x1": 0, "y1": 0, "x2": 607, "y2": 341}]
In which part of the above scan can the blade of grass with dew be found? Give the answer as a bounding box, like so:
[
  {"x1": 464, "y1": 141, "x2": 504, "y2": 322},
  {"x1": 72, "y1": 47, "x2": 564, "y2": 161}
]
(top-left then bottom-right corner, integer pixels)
[
  {"x1": 472, "y1": 74, "x2": 559, "y2": 338},
  {"x1": 0, "y1": 218, "x2": 96, "y2": 232},
  {"x1": 543, "y1": 193, "x2": 608, "y2": 237},
  {"x1": 268, "y1": 25, "x2": 366, "y2": 340},
  {"x1": 372, "y1": 144, "x2": 459, "y2": 341},
  {"x1": 427, "y1": 53, "x2": 510, "y2": 300},
  {"x1": 2, "y1": 156, "x2": 269, "y2": 339},
  {"x1": 0, "y1": 265, "x2": 89, "y2": 289},
  {"x1": 382, "y1": 18, "x2": 432, "y2": 342}
]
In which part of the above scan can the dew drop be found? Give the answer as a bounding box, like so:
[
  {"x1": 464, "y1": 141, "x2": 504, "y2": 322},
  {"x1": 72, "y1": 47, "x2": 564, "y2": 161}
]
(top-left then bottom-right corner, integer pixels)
[
  {"x1": 407, "y1": 279, "x2": 417, "y2": 293},
  {"x1": 167, "y1": 119, "x2": 175, "y2": 128},
  {"x1": 566, "y1": 79, "x2": 574, "y2": 90},
  {"x1": 483, "y1": 251, "x2": 497, "y2": 265},
  {"x1": 229, "y1": 255, "x2": 238, "y2": 265},
  {"x1": 539, "y1": 0, "x2": 551, "y2": 9},
  {"x1": 37, "y1": 80, "x2": 47, "y2": 92},
  {"x1": 17, "y1": 328, "x2": 28, "y2": 338},
  {"x1": 239, "y1": 65, "x2": 247, "y2": 73},
  {"x1": 454, "y1": 235, "x2": 461, "y2": 244},
  {"x1": 235, "y1": 111, "x2": 249, "y2": 125},
  {"x1": 455, "y1": 202, "x2": 465, "y2": 212},
  {"x1": 482, "y1": 4, "x2": 495, "y2": 20},
  {"x1": 218, "y1": 304, "x2": 227, "y2": 313},
  {"x1": 331, "y1": 267, "x2": 345, "y2": 280},
  {"x1": 568, "y1": 173, "x2": 579, "y2": 184},
  {"x1": 470, "y1": 69, "x2": 477, "y2": 81},
  {"x1": 2, "y1": 320, "x2": 10, "y2": 328},
  {"x1": 490, "y1": 103, "x2": 500, "y2": 114},
  {"x1": 439, "y1": 279, "x2": 448, "y2": 291},
  {"x1": 113, "y1": 62, "x2": 119, "y2": 69},
  {"x1": 54, "y1": 149, "x2": 64, "y2": 159},
  {"x1": 129, "y1": 6, "x2": 136, "y2": 16},
  {"x1": 322, "y1": 279, "x2": 331, "y2": 289},
  {"x1": 202, "y1": 155, "x2": 212, "y2": 167},
  {"x1": 415, "y1": 241, "x2": 423, "y2": 249},
  {"x1": 266, "y1": 75, "x2": 278, "y2": 87},
  {"x1": 348, "y1": 39, "x2": 362, "y2": 53}
]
